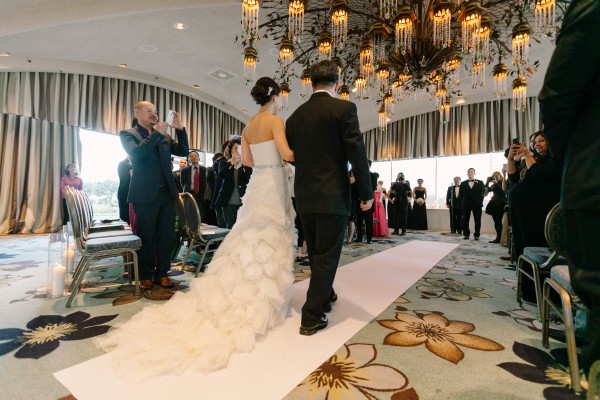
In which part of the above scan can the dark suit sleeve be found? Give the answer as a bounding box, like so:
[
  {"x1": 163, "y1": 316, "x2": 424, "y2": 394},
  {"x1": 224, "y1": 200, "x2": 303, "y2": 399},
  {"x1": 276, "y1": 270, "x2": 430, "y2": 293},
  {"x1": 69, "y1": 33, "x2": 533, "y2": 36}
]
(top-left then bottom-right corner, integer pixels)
[
  {"x1": 171, "y1": 128, "x2": 190, "y2": 157},
  {"x1": 341, "y1": 103, "x2": 373, "y2": 201},
  {"x1": 120, "y1": 130, "x2": 163, "y2": 160},
  {"x1": 446, "y1": 187, "x2": 451, "y2": 206},
  {"x1": 538, "y1": 0, "x2": 600, "y2": 163}
]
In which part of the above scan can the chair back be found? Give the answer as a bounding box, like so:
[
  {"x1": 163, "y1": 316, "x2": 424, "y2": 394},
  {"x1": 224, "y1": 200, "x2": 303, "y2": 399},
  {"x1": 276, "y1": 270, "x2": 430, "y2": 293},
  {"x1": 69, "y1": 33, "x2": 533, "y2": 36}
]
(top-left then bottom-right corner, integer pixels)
[
  {"x1": 182, "y1": 193, "x2": 204, "y2": 242},
  {"x1": 545, "y1": 203, "x2": 567, "y2": 257},
  {"x1": 175, "y1": 194, "x2": 189, "y2": 238},
  {"x1": 64, "y1": 187, "x2": 85, "y2": 252}
]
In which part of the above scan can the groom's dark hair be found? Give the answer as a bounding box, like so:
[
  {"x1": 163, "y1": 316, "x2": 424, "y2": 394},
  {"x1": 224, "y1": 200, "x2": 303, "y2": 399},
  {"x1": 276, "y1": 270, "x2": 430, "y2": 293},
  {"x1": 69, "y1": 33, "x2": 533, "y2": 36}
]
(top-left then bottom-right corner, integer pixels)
[{"x1": 311, "y1": 60, "x2": 339, "y2": 87}]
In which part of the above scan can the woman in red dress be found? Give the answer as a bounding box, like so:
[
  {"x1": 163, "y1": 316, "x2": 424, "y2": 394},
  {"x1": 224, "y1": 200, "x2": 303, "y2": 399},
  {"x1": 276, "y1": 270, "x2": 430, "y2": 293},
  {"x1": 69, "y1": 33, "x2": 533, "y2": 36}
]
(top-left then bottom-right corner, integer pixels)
[{"x1": 373, "y1": 180, "x2": 389, "y2": 237}]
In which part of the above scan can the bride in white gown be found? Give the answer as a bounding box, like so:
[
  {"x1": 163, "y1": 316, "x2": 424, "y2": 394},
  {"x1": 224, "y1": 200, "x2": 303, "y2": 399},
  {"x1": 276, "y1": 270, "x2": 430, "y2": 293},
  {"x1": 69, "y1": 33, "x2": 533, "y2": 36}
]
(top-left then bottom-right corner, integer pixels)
[{"x1": 96, "y1": 77, "x2": 296, "y2": 381}]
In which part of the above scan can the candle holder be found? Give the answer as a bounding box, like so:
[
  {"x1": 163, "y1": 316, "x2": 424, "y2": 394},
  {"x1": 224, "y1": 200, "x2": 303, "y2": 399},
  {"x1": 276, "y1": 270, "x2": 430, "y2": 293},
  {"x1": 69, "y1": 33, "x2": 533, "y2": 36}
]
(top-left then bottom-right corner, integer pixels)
[{"x1": 47, "y1": 229, "x2": 67, "y2": 298}]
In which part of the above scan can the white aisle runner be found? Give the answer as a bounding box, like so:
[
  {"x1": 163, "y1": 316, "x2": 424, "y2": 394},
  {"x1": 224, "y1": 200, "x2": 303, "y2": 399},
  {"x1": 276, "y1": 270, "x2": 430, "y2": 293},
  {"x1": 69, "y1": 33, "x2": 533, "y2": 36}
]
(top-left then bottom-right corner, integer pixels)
[{"x1": 55, "y1": 240, "x2": 457, "y2": 400}]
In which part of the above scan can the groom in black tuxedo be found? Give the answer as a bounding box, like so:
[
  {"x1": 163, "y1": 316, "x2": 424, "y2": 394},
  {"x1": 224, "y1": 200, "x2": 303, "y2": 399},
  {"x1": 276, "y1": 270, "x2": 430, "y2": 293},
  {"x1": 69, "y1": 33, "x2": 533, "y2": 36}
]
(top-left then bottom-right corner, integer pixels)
[
  {"x1": 445, "y1": 176, "x2": 462, "y2": 234},
  {"x1": 459, "y1": 168, "x2": 485, "y2": 240},
  {"x1": 286, "y1": 60, "x2": 373, "y2": 336}
]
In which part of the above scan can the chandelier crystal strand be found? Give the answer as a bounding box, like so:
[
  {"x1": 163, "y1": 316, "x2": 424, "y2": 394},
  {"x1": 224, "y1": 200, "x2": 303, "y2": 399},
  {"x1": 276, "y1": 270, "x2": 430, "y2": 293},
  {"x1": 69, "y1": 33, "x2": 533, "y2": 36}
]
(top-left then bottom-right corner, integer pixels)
[
  {"x1": 376, "y1": 63, "x2": 390, "y2": 96},
  {"x1": 288, "y1": 0, "x2": 305, "y2": 40},
  {"x1": 338, "y1": 84, "x2": 350, "y2": 100},
  {"x1": 384, "y1": 91, "x2": 394, "y2": 115},
  {"x1": 392, "y1": 77, "x2": 403, "y2": 101},
  {"x1": 242, "y1": 0, "x2": 260, "y2": 41},
  {"x1": 394, "y1": 6, "x2": 414, "y2": 55},
  {"x1": 378, "y1": 103, "x2": 388, "y2": 132},
  {"x1": 354, "y1": 74, "x2": 366, "y2": 99},
  {"x1": 370, "y1": 23, "x2": 390, "y2": 64},
  {"x1": 280, "y1": 82, "x2": 291, "y2": 111},
  {"x1": 535, "y1": 0, "x2": 556, "y2": 36},
  {"x1": 331, "y1": 0, "x2": 349, "y2": 50},
  {"x1": 512, "y1": 76, "x2": 527, "y2": 112},
  {"x1": 359, "y1": 39, "x2": 374, "y2": 86},
  {"x1": 444, "y1": 56, "x2": 462, "y2": 87},
  {"x1": 380, "y1": 0, "x2": 398, "y2": 19},
  {"x1": 243, "y1": 46, "x2": 258, "y2": 84},
  {"x1": 493, "y1": 62, "x2": 508, "y2": 98},
  {"x1": 512, "y1": 22, "x2": 531, "y2": 73},
  {"x1": 332, "y1": 56, "x2": 343, "y2": 76},
  {"x1": 433, "y1": 1, "x2": 454, "y2": 48},
  {"x1": 472, "y1": 18, "x2": 490, "y2": 62},
  {"x1": 439, "y1": 95, "x2": 450, "y2": 123},
  {"x1": 471, "y1": 61, "x2": 486, "y2": 88},
  {"x1": 301, "y1": 68, "x2": 312, "y2": 98},
  {"x1": 461, "y1": 1, "x2": 481, "y2": 54},
  {"x1": 279, "y1": 38, "x2": 294, "y2": 70},
  {"x1": 318, "y1": 31, "x2": 333, "y2": 61}
]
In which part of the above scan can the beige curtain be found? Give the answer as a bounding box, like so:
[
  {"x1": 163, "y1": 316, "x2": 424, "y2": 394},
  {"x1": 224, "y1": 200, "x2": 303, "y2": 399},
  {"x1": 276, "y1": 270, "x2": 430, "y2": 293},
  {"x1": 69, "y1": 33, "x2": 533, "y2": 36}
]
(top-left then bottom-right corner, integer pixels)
[
  {"x1": 364, "y1": 97, "x2": 540, "y2": 160},
  {"x1": 0, "y1": 71, "x2": 246, "y2": 234},
  {"x1": 0, "y1": 113, "x2": 80, "y2": 234}
]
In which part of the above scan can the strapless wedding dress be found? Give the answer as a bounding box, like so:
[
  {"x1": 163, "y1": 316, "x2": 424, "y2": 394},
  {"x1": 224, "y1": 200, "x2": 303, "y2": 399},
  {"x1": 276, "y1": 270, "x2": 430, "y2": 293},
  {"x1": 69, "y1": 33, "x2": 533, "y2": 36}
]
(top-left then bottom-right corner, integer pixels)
[{"x1": 96, "y1": 140, "x2": 295, "y2": 381}]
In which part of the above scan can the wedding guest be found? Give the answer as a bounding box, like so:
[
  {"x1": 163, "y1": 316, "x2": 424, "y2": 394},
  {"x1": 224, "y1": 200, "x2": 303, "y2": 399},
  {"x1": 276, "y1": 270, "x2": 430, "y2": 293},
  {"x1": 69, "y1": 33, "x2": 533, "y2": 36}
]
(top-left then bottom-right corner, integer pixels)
[
  {"x1": 180, "y1": 150, "x2": 207, "y2": 219},
  {"x1": 117, "y1": 157, "x2": 132, "y2": 223},
  {"x1": 485, "y1": 171, "x2": 506, "y2": 243},
  {"x1": 459, "y1": 168, "x2": 485, "y2": 240},
  {"x1": 446, "y1": 177, "x2": 462, "y2": 234},
  {"x1": 60, "y1": 164, "x2": 83, "y2": 225},
  {"x1": 412, "y1": 179, "x2": 428, "y2": 230},
  {"x1": 347, "y1": 171, "x2": 357, "y2": 245},
  {"x1": 389, "y1": 172, "x2": 411, "y2": 235},
  {"x1": 173, "y1": 158, "x2": 187, "y2": 193},
  {"x1": 373, "y1": 180, "x2": 389, "y2": 237},
  {"x1": 538, "y1": 0, "x2": 599, "y2": 376},
  {"x1": 210, "y1": 141, "x2": 230, "y2": 228},
  {"x1": 355, "y1": 160, "x2": 379, "y2": 244}
]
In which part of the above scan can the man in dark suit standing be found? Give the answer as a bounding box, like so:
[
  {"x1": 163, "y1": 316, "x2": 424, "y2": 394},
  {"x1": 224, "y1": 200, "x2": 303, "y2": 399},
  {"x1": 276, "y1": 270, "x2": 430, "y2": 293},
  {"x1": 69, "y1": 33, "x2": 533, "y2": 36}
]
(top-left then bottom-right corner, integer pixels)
[
  {"x1": 120, "y1": 101, "x2": 189, "y2": 290},
  {"x1": 538, "y1": 0, "x2": 600, "y2": 377},
  {"x1": 286, "y1": 60, "x2": 373, "y2": 336},
  {"x1": 445, "y1": 176, "x2": 462, "y2": 234},
  {"x1": 180, "y1": 150, "x2": 207, "y2": 218},
  {"x1": 459, "y1": 168, "x2": 485, "y2": 240},
  {"x1": 355, "y1": 160, "x2": 379, "y2": 244},
  {"x1": 173, "y1": 158, "x2": 187, "y2": 193}
]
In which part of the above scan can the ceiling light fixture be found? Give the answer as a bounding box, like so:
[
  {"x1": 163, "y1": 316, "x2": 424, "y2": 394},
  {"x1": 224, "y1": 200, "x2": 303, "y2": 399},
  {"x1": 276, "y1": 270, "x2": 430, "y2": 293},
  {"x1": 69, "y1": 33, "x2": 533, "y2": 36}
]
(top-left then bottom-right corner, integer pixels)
[
  {"x1": 118, "y1": 64, "x2": 128, "y2": 68},
  {"x1": 0, "y1": 52, "x2": 11, "y2": 57},
  {"x1": 173, "y1": 22, "x2": 187, "y2": 30}
]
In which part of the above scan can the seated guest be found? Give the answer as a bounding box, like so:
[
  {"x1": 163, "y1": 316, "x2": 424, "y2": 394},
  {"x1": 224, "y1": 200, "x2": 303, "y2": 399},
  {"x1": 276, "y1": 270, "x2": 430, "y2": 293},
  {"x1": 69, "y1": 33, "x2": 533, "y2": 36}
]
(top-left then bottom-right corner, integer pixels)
[
  {"x1": 507, "y1": 131, "x2": 561, "y2": 301},
  {"x1": 60, "y1": 164, "x2": 83, "y2": 225}
]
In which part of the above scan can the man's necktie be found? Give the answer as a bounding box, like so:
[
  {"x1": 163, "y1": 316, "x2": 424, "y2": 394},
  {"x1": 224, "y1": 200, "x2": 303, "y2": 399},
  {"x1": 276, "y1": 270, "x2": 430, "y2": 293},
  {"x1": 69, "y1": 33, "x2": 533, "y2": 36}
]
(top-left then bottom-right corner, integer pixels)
[{"x1": 193, "y1": 166, "x2": 200, "y2": 194}]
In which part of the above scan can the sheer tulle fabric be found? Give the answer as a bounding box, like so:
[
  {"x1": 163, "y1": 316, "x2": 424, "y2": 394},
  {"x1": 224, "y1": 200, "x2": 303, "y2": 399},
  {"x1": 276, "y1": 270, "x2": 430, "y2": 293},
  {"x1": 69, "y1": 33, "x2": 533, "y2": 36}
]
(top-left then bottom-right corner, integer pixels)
[{"x1": 95, "y1": 141, "x2": 295, "y2": 382}]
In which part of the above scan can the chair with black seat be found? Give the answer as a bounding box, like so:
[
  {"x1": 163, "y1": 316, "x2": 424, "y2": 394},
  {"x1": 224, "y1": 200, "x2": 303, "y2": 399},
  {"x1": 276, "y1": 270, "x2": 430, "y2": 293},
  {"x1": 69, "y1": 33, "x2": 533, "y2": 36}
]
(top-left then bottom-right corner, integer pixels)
[
  {"x1": 516, "y1": 203, "x2": 567, "y2": 318},
  {"x1": 181, "y1": 193, "x2": 229, "y2": 277},
  {"x1": 64, "y1": 188, "x2": 142, "y2": 308},
  {"x1": 172, "y1": 194, "x2": 189, "y2": 265}
]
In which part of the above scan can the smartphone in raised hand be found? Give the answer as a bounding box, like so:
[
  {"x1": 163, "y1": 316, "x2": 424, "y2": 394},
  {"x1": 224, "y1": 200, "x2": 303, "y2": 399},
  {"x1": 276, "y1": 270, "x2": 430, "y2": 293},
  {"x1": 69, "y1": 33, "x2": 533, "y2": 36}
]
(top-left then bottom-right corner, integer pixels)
[
  {"x1": 166, "y1": 110, "x2": 175, "y2": 126},
  {"x1": 512, "y1": 137, "x2": 520, "y2": 145}
]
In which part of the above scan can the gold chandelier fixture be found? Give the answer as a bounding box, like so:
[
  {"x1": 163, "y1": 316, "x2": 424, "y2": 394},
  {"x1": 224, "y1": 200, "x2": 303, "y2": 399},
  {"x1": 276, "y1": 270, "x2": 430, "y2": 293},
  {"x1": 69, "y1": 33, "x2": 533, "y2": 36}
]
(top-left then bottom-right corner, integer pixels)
[{"x1": 238, "y1": 0, "x2": 567, "y2": 121}]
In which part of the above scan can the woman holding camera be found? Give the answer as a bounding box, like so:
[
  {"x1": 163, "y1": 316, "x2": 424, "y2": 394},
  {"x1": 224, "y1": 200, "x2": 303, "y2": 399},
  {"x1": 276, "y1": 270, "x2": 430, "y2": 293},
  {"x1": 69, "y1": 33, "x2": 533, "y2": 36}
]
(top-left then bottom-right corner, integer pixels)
[{"x1": 485, "y1": 171, "x2": 505, "y2": 243}]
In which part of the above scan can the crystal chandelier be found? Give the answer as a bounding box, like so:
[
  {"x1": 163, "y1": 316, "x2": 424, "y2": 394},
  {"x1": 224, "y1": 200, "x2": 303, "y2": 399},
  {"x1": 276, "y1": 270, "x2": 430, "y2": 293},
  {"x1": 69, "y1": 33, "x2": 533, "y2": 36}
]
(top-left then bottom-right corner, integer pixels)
[
  {"x1": 240, "y1": 0, "x2": 568, "y2": 121},
  {"x1": 383, "y1": 91, "x2": 394, "y2": 115},
  {"x1": 378, "y1": 103, "x2": 388, "y2": 132},
  {"x1": 280, "y1": 82, "x2": 291, "y2": 111},
  {"x1": 338, "y1": 84, "x2": 350, "y2": 100},
  {"x1": 512, "y1": 76, "x2": 527, "y2": 111}
]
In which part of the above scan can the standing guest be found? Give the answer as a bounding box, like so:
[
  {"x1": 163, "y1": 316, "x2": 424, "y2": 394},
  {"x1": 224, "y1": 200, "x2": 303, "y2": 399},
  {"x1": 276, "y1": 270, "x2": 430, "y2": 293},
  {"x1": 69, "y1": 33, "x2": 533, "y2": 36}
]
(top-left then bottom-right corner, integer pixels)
[
  {"x1": 459, "y1": 168, "x2": 485, "y2": 240},
  {"x1": 210, "y1": 142, "x2": 230, "y2": 228},
  {"x1": 120, "y1": 101, "x2": 189, "y2": 290},
  {"x1": 373, "y1": 180, "x2": 390, "y2": 237},
  {"x1": 213, "y1": 138, "x2": 252, "y2": 229},
  {"x1": 173, "y1": 158, "x2": 187, "y2": 193},
  {"x1": 286, "y1": 60, "x2": 373, "y2": 336},
  {"x1": 355, "y1": 160, "x2": 379, "y2": 244},
  {"x1": 446, "y1": 176, "x2": 462, "y2": 234},
  {"x1": 60, "y1": 164, "x2": 83, "y2": 225},
  {"x1": 347, "y1": 171, "x2": 358, "y2": 244},
  {"x1": 117, "y1": 157, "x2": 132, "y2": 224},
  {"x1": 412, "y1": 178, "x2": 428, "y2": 230},
  {"x1": 389, "y1": 172, "x2": 411, "y2": 235},
  {"x1": 203, "y1": 153, "x2": 220, "y2": 226},
  {"x1": 485, "y1": 171, "x2": 506, "y2": 243},
  {"x1": 538, "y1": 0, "x2": 600, "y2": 377},
  {"x1": 180, "y1": 151, "x2": 207, "y2": 219}
]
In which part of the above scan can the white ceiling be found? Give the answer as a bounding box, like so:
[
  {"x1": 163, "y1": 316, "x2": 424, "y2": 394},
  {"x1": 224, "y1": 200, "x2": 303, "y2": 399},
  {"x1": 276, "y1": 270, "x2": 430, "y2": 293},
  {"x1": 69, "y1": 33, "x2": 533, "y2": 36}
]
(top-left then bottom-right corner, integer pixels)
[{"x1": 0, "y1": 0, "x2": 558, "y2": 131}]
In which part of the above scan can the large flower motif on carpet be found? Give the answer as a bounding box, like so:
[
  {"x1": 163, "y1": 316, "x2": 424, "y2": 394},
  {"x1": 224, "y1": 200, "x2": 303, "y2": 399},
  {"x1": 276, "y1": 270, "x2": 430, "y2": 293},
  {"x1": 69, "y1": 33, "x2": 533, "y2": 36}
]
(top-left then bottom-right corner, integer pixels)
[
  {"x1": 450, "y1": 256, "x2": 505, "y2": 268},
  {"x1": 0, "y1": 311, "x2": 117, "y2": 359},
  {"x1": 286, "y1": 343, "x2": 417, "y2": 400},
  {"x1": 378, "y1": 311, "x2": 504, "y2": 364},
  {"x1": 429, "y1": 263, "x2": 488, "y2": 276},
  {"x1": 416, "y1": 277, "x2": 491, "y2": 301},
  {"x1": 497, "y1": 341, "x2": 586, "y2": 399}
]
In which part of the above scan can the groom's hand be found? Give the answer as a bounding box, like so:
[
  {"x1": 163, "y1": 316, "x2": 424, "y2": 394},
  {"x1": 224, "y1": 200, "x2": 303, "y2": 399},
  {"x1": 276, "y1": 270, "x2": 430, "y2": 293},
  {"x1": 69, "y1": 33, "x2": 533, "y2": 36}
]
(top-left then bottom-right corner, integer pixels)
[{"x1": 359, "y1": 199, "x2": 373, "y2": 211}]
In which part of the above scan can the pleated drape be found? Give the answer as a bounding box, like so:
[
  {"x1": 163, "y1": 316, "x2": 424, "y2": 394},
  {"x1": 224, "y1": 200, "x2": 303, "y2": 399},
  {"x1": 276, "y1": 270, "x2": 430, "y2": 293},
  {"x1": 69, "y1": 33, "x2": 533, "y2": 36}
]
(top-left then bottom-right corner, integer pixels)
[{"x1": 364, "y1": 97, "x2": 540, "y2": 160}]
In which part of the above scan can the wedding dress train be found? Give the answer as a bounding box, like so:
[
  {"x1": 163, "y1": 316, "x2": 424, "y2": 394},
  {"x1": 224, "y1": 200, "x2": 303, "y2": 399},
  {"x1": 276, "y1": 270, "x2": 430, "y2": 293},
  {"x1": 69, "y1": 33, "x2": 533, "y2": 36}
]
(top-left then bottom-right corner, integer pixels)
[{"x1": 96, "y1": 140, "x2": 295, "y2": 381}]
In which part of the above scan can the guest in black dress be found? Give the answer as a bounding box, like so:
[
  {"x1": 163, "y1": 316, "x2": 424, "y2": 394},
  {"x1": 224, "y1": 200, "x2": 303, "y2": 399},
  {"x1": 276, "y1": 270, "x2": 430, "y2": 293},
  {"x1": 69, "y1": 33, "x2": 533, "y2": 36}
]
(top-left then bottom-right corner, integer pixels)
[
  {"x1": 412, "y1": 179, "x2": 428, "y2": 230},
  {"x1": 485, "y1": 171, "x2": 506, "y2": 243}
]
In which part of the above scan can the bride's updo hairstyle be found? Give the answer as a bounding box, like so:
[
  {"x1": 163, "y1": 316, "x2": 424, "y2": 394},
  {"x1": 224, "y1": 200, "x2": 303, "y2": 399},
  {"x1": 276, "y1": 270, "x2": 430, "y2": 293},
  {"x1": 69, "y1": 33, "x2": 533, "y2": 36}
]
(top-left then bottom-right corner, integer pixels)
[{"x1": 250, "y1": 77, "x2": 281, "y2": 106}]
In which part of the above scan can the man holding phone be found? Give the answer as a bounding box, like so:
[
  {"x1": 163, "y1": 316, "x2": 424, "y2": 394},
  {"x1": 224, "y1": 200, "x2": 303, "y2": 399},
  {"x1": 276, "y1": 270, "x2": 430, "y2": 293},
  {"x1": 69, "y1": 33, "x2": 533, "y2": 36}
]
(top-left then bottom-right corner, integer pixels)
[{"x1": 120, "y1": 101, "x2": 189, "y2": 290}]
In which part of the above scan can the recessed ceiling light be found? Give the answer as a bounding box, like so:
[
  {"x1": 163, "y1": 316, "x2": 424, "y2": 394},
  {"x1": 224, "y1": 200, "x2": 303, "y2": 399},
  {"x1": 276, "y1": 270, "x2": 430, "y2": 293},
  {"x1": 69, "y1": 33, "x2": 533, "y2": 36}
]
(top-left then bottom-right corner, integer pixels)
[
  {"x1": 217, "y1": 72, "x2": 228, "y2": 78},
  {"x1": 456, "y1": 98, "x2": 466, "y2": 105},
  {"x1": 242, "y1": 109, "x2": 248, "y2": 114},
  {"x1": 351, "y1": 87, "x2": 358, "y2": 93},
  {"x1": 138, "y1": 44, "x2": 158, "y2": 53},
  {"x1": 0, "y1": 52, "x2": 10, "y2": 57},
  {"x1": 173, "y1": 22, "x2": 187, "y2": 30},
  {"x1": 119, "y1": 64, "x2": 128, "y2": 68},
  {"x1": 193, "y1": 84, "x2": 200, "y2": 88}
]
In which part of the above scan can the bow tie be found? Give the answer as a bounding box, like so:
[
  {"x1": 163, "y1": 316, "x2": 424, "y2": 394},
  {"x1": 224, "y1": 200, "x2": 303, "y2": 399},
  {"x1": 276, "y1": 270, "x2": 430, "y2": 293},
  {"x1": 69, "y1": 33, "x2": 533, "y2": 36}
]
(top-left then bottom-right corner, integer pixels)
[{"x1": 469, "y1": 179, "x2": 474, "y2": 182}]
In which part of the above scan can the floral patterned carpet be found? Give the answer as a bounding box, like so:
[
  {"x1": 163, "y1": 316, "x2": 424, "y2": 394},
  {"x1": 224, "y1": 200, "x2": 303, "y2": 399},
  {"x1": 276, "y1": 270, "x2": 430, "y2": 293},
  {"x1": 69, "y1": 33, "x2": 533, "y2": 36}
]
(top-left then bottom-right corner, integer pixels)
[{"x1": 0, "y1": 231, "x2": 584, "y2": 399}]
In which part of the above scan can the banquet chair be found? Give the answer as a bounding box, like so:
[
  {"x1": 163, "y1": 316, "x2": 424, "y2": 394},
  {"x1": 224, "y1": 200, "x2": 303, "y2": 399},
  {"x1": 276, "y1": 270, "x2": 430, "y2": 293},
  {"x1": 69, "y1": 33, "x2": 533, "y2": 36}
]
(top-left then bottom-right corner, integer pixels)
[
  {"x1": 79, "y1": 191, "x2": 128, "y2": 233},
  {"x1": 64, "y1": 188, "x2": 141, "y2": 308},
  {"x1": 172, "y1": 194, "x2": 189, "y2": 264},
  {"x1": 181, "y1": 193, "x2": 229, "y2": 277},
  {"x1": 516, "y1": 203, "x2": 567, "y2": 318}
]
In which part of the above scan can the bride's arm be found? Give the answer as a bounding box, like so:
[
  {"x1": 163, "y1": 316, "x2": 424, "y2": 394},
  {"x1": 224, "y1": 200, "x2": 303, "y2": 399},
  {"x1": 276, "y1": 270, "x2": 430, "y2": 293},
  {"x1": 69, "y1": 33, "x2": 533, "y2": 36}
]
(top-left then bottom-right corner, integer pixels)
[
  {"x1": 272, "y1": 117, "x2": 294, "y2": 162},
  {"x1": 241, "y1": 128, "x2": 255, "y2": 167}
]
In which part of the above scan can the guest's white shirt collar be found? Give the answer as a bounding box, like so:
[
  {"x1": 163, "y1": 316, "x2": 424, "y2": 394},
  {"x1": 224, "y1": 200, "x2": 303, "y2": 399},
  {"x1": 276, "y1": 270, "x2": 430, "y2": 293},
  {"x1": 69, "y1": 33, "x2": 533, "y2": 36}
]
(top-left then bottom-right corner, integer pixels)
[{"x1": 313, "y1": 89, "x2": 334, "y2": 96}]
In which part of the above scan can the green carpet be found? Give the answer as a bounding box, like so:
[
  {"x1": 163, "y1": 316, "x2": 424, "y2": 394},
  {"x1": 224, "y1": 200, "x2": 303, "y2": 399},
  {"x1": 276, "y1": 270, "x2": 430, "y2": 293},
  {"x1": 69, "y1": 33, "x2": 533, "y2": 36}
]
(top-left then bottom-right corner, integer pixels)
[{"x1": 0, "y1": 232, "x2": 585, "y2": 399}]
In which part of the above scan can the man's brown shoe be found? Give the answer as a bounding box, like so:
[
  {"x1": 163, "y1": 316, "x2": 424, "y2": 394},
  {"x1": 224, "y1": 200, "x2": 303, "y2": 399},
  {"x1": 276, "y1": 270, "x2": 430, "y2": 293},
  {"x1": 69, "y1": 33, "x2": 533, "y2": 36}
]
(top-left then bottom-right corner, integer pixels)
[
  {"x1": 139, "y1": 279, "x2": 154, "y2": 290},
  {"x1": 155, "y1": 276, "x2": 175, "y2": 289},
  {"x1": 500, "y1": 256, "x2": 512, "y2": 261}
]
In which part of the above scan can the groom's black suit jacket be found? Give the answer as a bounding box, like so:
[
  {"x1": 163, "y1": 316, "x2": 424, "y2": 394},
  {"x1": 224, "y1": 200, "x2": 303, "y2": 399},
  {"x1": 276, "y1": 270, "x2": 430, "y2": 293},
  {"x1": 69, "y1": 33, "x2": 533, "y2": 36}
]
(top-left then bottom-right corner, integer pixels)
[
  {"x1": 286, "y1": 92, "x2": 373, "y2": 215},
  {"x1": 459, "y1": 179, "x2": 485, "y2": 210}
]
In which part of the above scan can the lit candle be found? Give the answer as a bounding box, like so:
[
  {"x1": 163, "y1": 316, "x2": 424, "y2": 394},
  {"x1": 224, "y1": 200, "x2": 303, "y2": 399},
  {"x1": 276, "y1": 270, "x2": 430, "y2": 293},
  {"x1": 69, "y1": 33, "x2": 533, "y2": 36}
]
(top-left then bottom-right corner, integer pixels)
[
  {"x1": 67, "y1": 250, "x2": 75, "y2": 273},
  {"x1": 68, "y1": 242, "x2": 76, "y2": 251},
  {"x1": 52, "y1": 265, "x2": 66, "y2": 297}
]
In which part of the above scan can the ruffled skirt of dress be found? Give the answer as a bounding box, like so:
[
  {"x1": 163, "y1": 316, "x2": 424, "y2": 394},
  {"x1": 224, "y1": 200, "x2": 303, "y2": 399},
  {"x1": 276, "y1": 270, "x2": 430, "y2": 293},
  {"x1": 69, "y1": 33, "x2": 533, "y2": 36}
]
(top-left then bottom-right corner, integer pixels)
[{"x1": 95, "y1": 166, "x2": 296, "y2": 382}]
